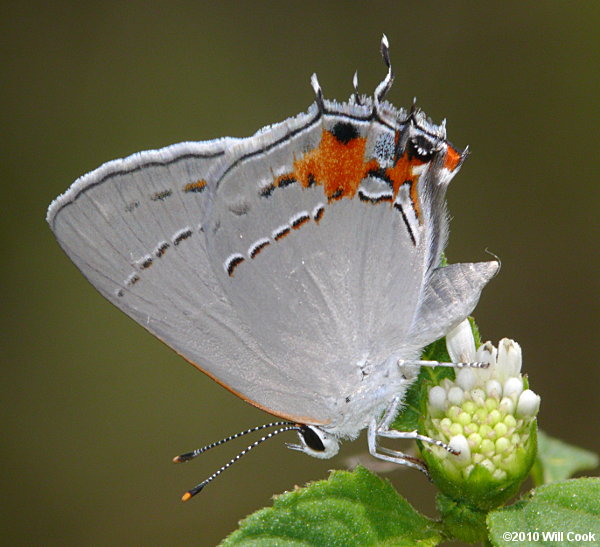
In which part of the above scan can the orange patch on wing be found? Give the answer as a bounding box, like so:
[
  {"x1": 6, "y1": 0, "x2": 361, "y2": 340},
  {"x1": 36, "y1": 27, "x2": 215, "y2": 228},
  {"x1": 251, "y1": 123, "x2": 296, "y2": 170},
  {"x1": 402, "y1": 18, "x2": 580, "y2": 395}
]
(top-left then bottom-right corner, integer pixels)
[
  {"x1": 183, "y1": 179, "x2": 207, "y2": 193},
  {"x1": 444, "y1": 146, "x2": 462, "y2": 172},
  {"x1": 384, "y1": 154, "x2": 425, "y2": 219},
  {"x1": 288, "y1": 129, "x2": 378, "y2": 201}
]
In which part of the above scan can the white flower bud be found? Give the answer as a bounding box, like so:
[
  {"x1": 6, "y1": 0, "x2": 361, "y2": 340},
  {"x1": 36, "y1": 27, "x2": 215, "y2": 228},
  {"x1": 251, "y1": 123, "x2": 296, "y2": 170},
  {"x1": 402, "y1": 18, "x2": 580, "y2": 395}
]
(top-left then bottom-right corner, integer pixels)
[
  {"x1": 485, "y1": 379, "x2": 502, "y2": 399},
  {"x1": 471, "y1": 388, "x2": 486, "y2": 405},
  {"x1": 446, "y1": 319, "x2": 476, "y2": 363},
  {"x1": 449, "y1": 434, "x2": 471, "y2": 464},
  {"x1": 516, "y1": 389, "x2": 541, "y2": 418},
  {"x1": 499, "y1": 396, "x2": 515, "y2": 415},
  {"x1": 476, "y1": 341, "x2": 497, "y2": 368},
  {"x1": 475, "y1": 341, "x2": 497, "y2": 381},
  {"x1": 503, "y1": 377, "x2": 523, "y2": 400},
  {"x1": 456, "y1": 368, "x2": 476, "y2": 391},
  {"x1": 497, "y1": 339, "x2": 522, "y2": 381},
  {"x1": 447, "y1": 386, "x2": 464, "y2": 405},
  {"x1": 428, "y1": 385, "x2": 447, "y2": 416}
]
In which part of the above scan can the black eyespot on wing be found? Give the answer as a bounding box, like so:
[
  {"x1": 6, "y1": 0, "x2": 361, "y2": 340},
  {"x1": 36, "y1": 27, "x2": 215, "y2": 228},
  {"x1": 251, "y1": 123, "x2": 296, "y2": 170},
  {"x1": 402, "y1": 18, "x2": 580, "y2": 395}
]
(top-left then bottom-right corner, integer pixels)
[
  {"x1": 407, "y1": 134, "x2": 435, "y2": 161},
  {"x1": 331, "y1": 121, "x2": 359, "y2": 144},
  {"x1": 299, "y1": 426, "x2": 325, "y2": 451}
]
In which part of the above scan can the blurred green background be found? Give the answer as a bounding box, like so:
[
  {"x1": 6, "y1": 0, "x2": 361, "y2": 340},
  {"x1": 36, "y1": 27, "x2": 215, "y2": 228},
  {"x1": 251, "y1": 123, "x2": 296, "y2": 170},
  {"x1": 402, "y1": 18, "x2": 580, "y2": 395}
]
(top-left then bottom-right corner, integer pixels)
[{"x1": 2, "y1": 2, "x2": 598, "y2": 545}]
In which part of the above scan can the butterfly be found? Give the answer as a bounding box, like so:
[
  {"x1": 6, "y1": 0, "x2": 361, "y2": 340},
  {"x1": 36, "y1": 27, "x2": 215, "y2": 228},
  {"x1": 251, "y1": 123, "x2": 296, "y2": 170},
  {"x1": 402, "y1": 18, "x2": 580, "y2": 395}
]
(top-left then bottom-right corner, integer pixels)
[{"x1": 47, "y1": 35, "x2": 497, "y2": 500}]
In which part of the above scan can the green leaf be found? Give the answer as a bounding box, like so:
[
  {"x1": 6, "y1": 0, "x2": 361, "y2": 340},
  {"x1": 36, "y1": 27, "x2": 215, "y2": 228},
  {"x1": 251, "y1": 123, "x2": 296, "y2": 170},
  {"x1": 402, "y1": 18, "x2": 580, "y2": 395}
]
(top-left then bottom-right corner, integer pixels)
[
  {"x1": 221, "y1": 466, "x2": 442, "y2": 546},
  {"x1": 436, "y1": 493, "x2": 489, "y2": 543},
  {"x1": 487, "y1": 478, "x2": 600, "y2": 546},
  {"x1": 467, "y1": 316, "x2": 481, "y2": 348},
  {"x1": 531, "y1": 430, "x2": 599, "y2": 486}
]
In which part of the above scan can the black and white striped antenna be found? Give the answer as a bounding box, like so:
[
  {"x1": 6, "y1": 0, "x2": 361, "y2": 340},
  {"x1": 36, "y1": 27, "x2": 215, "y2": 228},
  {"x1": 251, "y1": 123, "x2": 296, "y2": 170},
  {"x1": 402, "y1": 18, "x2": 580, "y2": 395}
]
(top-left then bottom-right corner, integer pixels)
[{"x1": 173, "y1": 421, "x2": 300, "y2": 501}]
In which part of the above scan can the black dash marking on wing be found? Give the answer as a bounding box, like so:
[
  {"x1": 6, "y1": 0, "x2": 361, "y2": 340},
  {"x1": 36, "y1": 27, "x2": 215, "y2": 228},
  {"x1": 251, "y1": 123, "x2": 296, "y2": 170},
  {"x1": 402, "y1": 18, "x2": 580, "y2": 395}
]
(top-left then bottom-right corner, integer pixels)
[
  {"x1": 393, "y1": 201, "x2": 416, "y2": 246},
  {"x1": 312, "y1": 204, "x2": 325, "y2": 223},
  {"x1": 260, "y1": 183, "x2": 275, "y2": 198},
  {"x1": 277, "y1": 176, "x2": 296, "y2": 188},
  {"x1": 273, "y1": 225, "x2": 291, "y2": 241},
  {"x1": 291, "y1": 211, "x2": 310, "y2": 229},
  {"x1": 140, "y1": 256, "x2": 153, "y2": 269},
  {"x1": 173, "y1": 228, "x2": 193, "y2": 246},
  {"x1": 126, "y1": 273, "x2": 140, "y2": 286},
  {"x1": 249, "y1": 238, "x2": 271, "y2": 259},
  {"x1": 225, "y1": 254, "x2": 245, "y2": 277},
  {"x1": 366, "y1": 167, "x2": 394, "y2": 189},
  {"x1": 358, "y1": 189, "x2": 393, "y2": 203},
  {"x1": 329, "y1": 188, "x2": 344, "y2": 201},
  {"x1": 155, "y1": 241, "x2": 170, "y2": 257},
  {"x1": 151, "y1": 189, "x2": 173, "y2": 201}
]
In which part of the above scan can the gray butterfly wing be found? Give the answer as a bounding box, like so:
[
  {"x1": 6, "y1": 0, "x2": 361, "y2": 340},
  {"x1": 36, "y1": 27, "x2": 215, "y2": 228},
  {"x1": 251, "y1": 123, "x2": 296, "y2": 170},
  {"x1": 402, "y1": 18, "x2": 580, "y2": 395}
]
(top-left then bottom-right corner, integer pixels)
[
  {"x1": 201, "y1": 100, "x2": 491, "y2": 417},
  {"x1": 48, "y1": 100, "x2": 497, "y2": 427},
  {"x1": 408, "y1": 261, "x2": 499, "y2": 347},
  {"x1": 47, "y1": 137, "x2": 326, "y2": 423}
]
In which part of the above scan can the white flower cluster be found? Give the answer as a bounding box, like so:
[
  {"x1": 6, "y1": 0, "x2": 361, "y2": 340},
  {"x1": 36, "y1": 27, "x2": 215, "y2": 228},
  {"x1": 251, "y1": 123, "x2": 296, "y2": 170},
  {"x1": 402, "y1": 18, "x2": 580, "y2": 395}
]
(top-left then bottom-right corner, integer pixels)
[{"x1": 424, "y1": 320, "x2": 540, "y2": 481}]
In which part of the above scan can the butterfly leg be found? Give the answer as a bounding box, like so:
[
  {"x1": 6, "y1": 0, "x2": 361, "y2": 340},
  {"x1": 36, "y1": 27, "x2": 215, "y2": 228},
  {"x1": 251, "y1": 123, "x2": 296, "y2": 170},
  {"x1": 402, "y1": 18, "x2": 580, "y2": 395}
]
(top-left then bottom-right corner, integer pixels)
[
  {"x1": 368, "y1": 414, "x2": 428, "y2": 473},
  {"x1": 367, "y1": 394, "x2": 428, "y2": 473},
  {"x1": 368, "y1": 394, "x2": 460, "y2": 475}
]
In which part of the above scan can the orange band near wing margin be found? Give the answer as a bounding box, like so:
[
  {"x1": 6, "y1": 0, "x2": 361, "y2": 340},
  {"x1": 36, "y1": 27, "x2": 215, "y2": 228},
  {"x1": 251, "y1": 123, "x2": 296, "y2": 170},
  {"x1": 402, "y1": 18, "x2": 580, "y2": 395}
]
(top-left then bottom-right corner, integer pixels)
[{"x1": 177, "y1": 350, "x2": 330, "y2": 426}]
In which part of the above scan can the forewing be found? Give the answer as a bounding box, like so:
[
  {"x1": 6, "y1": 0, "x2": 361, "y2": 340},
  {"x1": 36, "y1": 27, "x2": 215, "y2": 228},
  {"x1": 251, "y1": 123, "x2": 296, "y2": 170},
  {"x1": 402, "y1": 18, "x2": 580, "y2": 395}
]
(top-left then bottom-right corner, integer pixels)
[{"x1": 47, "y1": 138, "x2": 333, "y2": 424}]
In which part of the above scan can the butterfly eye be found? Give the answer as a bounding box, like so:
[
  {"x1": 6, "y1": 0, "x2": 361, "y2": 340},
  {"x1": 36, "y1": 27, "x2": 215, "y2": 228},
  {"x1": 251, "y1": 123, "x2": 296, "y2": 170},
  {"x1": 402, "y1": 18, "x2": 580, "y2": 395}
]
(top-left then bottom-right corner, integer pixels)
[{"x1": 299, "y1": 425, "x2": 326, "y2": 451}]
